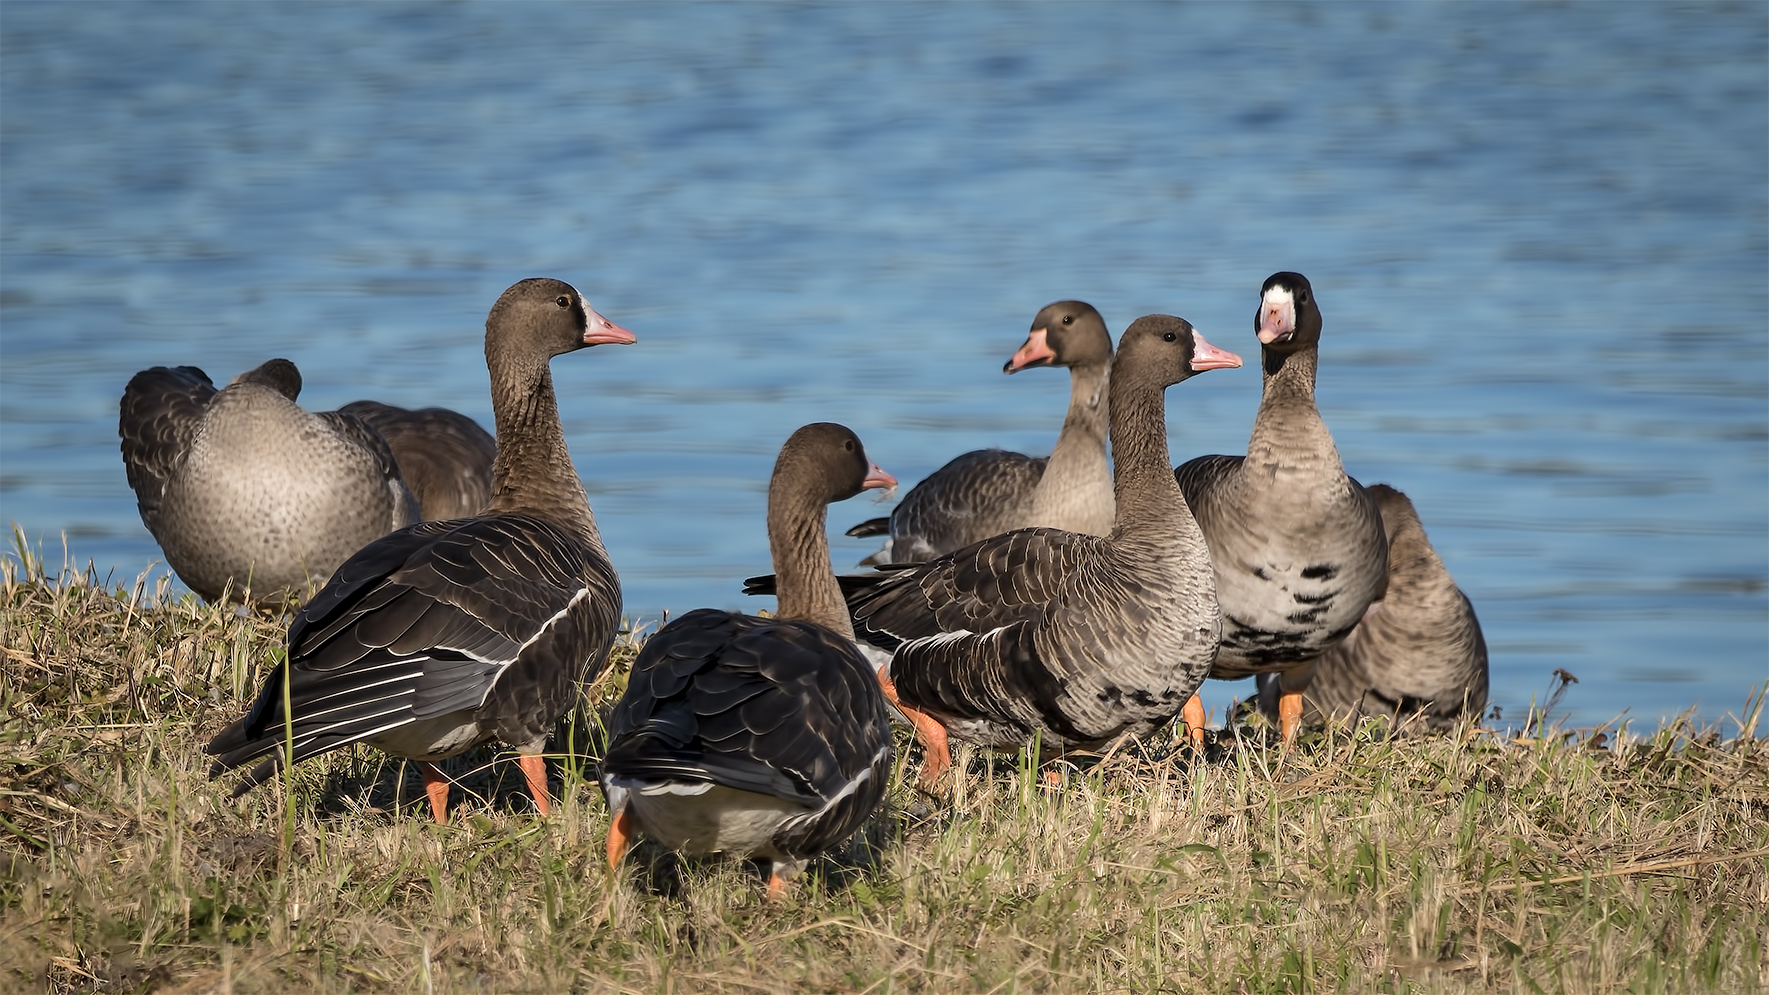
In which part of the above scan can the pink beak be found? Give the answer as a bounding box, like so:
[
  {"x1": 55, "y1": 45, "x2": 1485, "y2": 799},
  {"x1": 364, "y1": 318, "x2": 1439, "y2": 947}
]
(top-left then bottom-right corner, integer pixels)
[
  {"x1": 1004, "y1": 328, "x2": 1057, "y2": 373},
  {"x1": 863, "y1": 462, "x2": 898, "y2": 492},
  {"x1": 1256, "y1": 299, "x2": 1294, "y2": 346},
  {"x1": 583, "y1": 305, "x2": 637, "y2": 347},
  {"x1": 1189, "y1": 331, "x2": 1244, "y2": 372}
]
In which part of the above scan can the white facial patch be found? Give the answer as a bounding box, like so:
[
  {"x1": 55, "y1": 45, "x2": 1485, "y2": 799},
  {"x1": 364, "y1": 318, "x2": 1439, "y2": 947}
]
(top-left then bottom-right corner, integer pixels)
[{"x1": 1262, "y1": 285, "x2": 1295, "y2": 309}]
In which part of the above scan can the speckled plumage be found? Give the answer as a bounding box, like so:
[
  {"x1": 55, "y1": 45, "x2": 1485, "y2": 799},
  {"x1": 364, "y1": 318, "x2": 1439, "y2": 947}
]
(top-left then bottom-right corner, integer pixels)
[
  {"x1": 853, "y1": 301, "x2": 1115, "y2": 565},
  {"x1": 603, "y1": 424, "x2": 895, "y2": 892},
  {"x1": 205, "y1": 278, "x2": 631, "y2": 822},
  {"x1": 119, "y1": 358, "x2": 420, "y2": 607},
  {"x1": 339, "y1": 400, "x2": 497, "y2": 521},
  {"x1": 808, "y1": 317, "x2": 1240, "y2": 775},
  {"x1": 1257, "y1": 484, "x2": 1488, "y2": 734}
]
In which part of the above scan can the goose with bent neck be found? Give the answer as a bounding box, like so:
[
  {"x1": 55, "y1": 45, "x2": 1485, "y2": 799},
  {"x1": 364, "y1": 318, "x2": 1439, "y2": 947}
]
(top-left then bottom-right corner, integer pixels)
[
  {"x1": 602, "y1": 423, "x2": 896, "y2": 898},
  {"x1": 205, "y1": 277, "x2": 632, "y2": 824},
  {"x1": 1174, "y1": 271, "x2": 1388, "y2": 745},
  {"x1": 851, "y1": 301, "x2": 1114, "y2": 565},
  {"x1": 809, "y1": 315, "x2": 1240, "y2": 787}
]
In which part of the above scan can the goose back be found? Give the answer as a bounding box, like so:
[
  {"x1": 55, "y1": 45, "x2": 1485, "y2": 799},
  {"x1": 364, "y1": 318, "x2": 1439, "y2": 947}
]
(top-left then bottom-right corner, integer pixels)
[
  {"x1": 204, "y1": 278, "x2": 632, "y2": 821},
  {"x1": 856, "y1": 301, "x2": 1114, "y2": 565},
  {"x1": 339, "y1": 400, "x2": 497, "y2": 521},
  {"x1": 1257, "y1": 484, "x2": 1488, "y2": 733},
  {"x1": 119, "y1": 358, "x2": 420, "y2": 607}
]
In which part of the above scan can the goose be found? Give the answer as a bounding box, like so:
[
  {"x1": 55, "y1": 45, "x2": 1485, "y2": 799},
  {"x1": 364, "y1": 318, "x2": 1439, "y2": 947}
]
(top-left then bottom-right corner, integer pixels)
[
  {"x1": 754, "y1": 316, "x2": 1241, "y2": 787},
  {"x1": 338, "y1": 400, "x2": 497, "y2": 521},
  {"x1": 602, "y1": 423, "x2": 897, "y2": 898},
  {"x1": 204, "y1": 278, "x2": 632, "y2": 823},
  {"x1": 1256, "y1": 484, "x2": 1488, "y2": 734},
  {"x1": 848, "y1": 301, "x2": 1115, "y2": 565},
  {"x1": 119, "y1": 357, "x2": 421, "y2": 607},
  {"x1": 1174, "y1": 272, "x2": 1388, "y2": 746}
]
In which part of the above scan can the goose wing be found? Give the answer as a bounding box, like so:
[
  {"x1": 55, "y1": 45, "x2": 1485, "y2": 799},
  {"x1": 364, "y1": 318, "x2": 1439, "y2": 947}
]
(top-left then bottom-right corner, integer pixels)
[{"x1": 204, "y1": 513, "x2": 620, "y2": 792}]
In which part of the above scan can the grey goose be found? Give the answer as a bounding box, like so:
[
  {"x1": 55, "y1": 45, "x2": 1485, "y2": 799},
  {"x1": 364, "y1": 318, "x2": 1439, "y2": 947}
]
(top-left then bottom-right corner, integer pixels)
[
  {"x1": 1256, "y1": 484, "x2": 1488, "y2": 734},
  {"x1": 755, "y1": 316, "x2": 1241, "y2": 787},
  {"x1": 1174, "y1": 272, "x2": 1388, "y2": 745},
  {"x1": 338, "y1": 400, "x2": 497, "y2": 521},
  {"x1": 602, "y1": 423, "x2": 897, "y2": 898},
  {"x1": 848, "y1": 301, "x2": 1115, "y2": 565},
  {"x1": 205, "y1": 278, "x2": 633, "y2": 823},
  {"x1": 119, "y1": 357, "x2": 421, "y2": 608}
]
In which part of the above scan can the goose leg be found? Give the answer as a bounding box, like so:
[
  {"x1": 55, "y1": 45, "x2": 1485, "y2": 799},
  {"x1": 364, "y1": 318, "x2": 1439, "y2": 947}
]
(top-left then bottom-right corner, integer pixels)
[
  {"x1": 1181, "y1": 693, "x2": 1207, "y2": 748},
  {"x1": 420, "y1": 762, "x2": 451, "y2": 824},
  {"x1": 606, "y1": 807, "x2": 635, "y2": 869},
  {"x1": 875, "y1": 666, "x2": 952, "y2": 787},
  {"x1": 517, "y1": 752, "x2": 552, "y2": 815},
  {"x1": 1278, "y1": 689, "x2": 1304, "y2": 745}
]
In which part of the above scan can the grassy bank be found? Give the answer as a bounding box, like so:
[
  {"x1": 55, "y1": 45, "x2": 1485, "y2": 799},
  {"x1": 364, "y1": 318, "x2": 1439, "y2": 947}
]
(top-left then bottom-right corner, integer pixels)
[{"x1": 3, "y1": 546, "x2": 1765, "y2": 994}]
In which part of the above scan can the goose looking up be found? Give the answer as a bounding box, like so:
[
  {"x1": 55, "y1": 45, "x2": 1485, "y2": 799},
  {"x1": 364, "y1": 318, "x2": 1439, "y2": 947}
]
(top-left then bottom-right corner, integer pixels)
[
  {"x1": 602, "y1": 423, "x2": 897, "y2": 898},
  {"x1": 849, "y1": 300, "x2": 1115, "y2": 565},
  {"x1": 759, "y1": 316, "x2": 1240, "y2": 787},
  {"x1": 339, "y1": 400, "x2": 497, "y2": 521},
  {"x1": 119, "y1": 357, "x2": 421, "y2": 608},
  {"x1": 1174, "y1": 272, "x2": 1389, "y2": 745},
  {"x1": 204, "y1": 278, "x2": 633, "y2": 823},
  {"x1": 1256, "y1": 484, "x2": 1488, "y2": 734}
]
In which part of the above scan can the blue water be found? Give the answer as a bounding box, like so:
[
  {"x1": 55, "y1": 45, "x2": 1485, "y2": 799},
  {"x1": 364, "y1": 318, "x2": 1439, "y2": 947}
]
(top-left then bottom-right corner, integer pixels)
[{"x1": 2, "y1": 2, "x2": 1764, "y2": 731}]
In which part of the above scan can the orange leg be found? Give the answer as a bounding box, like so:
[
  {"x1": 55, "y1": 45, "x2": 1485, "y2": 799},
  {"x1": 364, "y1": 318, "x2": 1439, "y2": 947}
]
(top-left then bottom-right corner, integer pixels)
[
  {"x1": 765, "y1": 869, "x2": 789, "y2": 901},
  {"x1": 420, "y1": 762, "x2": 451, "y2": 825},
  {"x1": 517, "y1": 752, "x2": 552, "y2": 816},
  {"x1": 605, "y1": 807, "x2": 634, "y2": 870},
  {"x1": 1278, "y1": 688, "x2": 1304, "y2": 746},
  {"x1": 1181, "y1": 693, "x2": 1207, "y2": 749},
  {"x1": 876, "y1": 665, "x2": 952, "y2": 787}
]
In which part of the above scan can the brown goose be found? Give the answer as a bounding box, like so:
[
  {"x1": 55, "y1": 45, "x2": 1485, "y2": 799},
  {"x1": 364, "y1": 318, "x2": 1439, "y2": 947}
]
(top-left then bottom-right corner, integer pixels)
[
  {"x1": 849, "y1": 301, "x2": 1115, "y2": 565},
  {"x1": 1174, "y1": 272, "x2": 1388, "y2": 745},
  {"x1": 338, "y1": 400, "x2": 497, "y2": 521},
  {"x1": 1256, "y1": 484, "x2": 1488, "y2": 734},
  {"x1": 761, "y1": 316, "x2": 1240, "y2": 787},
  {"x1": 602, "y1": 423, "x2": 897, "y2": 898},
  {"x1": 119, "y1": 357, "x2": 421, "y2": 608},
  {"x1": 204, "y1": 278, "x2": 632, "y2": 823}
]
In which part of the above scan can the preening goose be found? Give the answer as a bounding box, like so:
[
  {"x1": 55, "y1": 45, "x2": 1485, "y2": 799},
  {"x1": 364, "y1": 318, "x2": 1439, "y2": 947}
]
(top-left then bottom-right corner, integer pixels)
[
  {"x1": 759, "y1": 316, "x2": 1240, "y2": 787},
  {"x1": 849, "y1": 301, "x2": 1115, "y2": 565},
  {"x1": 119, "y1": 357, "x2": 421, "y2": 607},
  {"x1": 338, "y1": 400, "x2": 497, "y2": 521},
  {"x1": 204, "y1": 278, "x2": 632, "y2": 823},
  {"x1": 602, "y1": 423, "x2": 896, "y2": 898},
  {"x1": 1256, "y1": 484, "x2": 1487, "y2": 734},
  {"x1": 1174, "y1": 272, "x2": 1388, "y2": 745}
]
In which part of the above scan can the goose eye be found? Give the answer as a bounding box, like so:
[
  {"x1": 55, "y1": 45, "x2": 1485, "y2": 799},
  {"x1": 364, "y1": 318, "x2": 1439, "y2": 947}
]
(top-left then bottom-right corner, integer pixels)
[
  {"x1": 555, "y1": 295, "x2": 571, "y2": 309},
  {"x1": 1062, "y1": 315, "x2": 1074, "y2": 325},
  {"x1": 1163, "y1": 331, "x2": 1177, "y2": 342},
  {"x1": 843, "y1": 440, "x2": 855, "y2": 452}
]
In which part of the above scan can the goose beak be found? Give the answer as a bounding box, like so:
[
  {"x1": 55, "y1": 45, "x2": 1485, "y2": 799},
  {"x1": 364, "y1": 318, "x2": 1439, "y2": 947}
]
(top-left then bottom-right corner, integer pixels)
[
  {"x1": 583, "y1": 306, "x2": 637, "y2": 347},
  {"x1": 863, "y1": 462, "x2": 898, "y2": 493},
  {"x1": 1004, "y1": 328, "x2": 1056, "y2": 373},
  {"x1": 1189, "y1": 332, "x2": 1244, "y2": 371},
  {"x1": 1256, "y1": 295, "x2": 1295, "y2": 346}
]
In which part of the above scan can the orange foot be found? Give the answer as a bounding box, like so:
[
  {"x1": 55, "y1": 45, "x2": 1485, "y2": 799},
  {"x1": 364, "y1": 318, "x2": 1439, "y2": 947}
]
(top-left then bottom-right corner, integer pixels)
[
  {"x1": 420, "y1": 761, "x2": 451, "y2": 824},
  {"x1": 876, "y1": 665, "x2": 952, "y2": 789},
  {"x1": 1182, "y1": 693, "x2": 1207, "y2": 749},
  {"x1": 1278, "y1": 688, "x2": 1303, "y2": 747},
  {"x1": 606, "y1": 807, "x2": 635, "y2": 870},
  {"x1": 517, "y1": 752, "x2": 552, "y2": 816}
]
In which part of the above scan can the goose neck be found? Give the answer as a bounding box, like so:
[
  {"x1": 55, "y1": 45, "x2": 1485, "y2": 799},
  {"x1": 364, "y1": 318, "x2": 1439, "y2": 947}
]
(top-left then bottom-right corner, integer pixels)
[{"x1": 767, "y1": 486, "x2": 854, "y2": 639}]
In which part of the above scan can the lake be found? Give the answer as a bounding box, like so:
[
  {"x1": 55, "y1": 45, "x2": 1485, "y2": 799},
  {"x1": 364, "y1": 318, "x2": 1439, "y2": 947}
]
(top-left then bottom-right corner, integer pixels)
[{"x1": 2, "y1": 1, "x2": 1764, "y2": 731}]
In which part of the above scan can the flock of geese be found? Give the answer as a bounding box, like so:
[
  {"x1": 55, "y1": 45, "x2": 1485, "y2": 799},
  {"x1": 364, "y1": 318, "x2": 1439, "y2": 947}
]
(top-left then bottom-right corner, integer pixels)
[{"x1": 118, "y1": 273, "x2": 1488, "y2": 896}]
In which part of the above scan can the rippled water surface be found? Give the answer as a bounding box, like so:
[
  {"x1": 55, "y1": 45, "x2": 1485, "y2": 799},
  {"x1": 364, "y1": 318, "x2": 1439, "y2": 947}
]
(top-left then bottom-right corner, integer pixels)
[{"x1": 3, "y1": 2, "x2": 1764, "y2": 730}]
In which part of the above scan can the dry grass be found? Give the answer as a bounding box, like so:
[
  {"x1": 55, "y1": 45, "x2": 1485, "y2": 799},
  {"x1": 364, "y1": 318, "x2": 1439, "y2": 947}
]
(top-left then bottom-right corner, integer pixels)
[{"x1": 3, "y1": 536, "x2": 1766, "y2": 994}]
